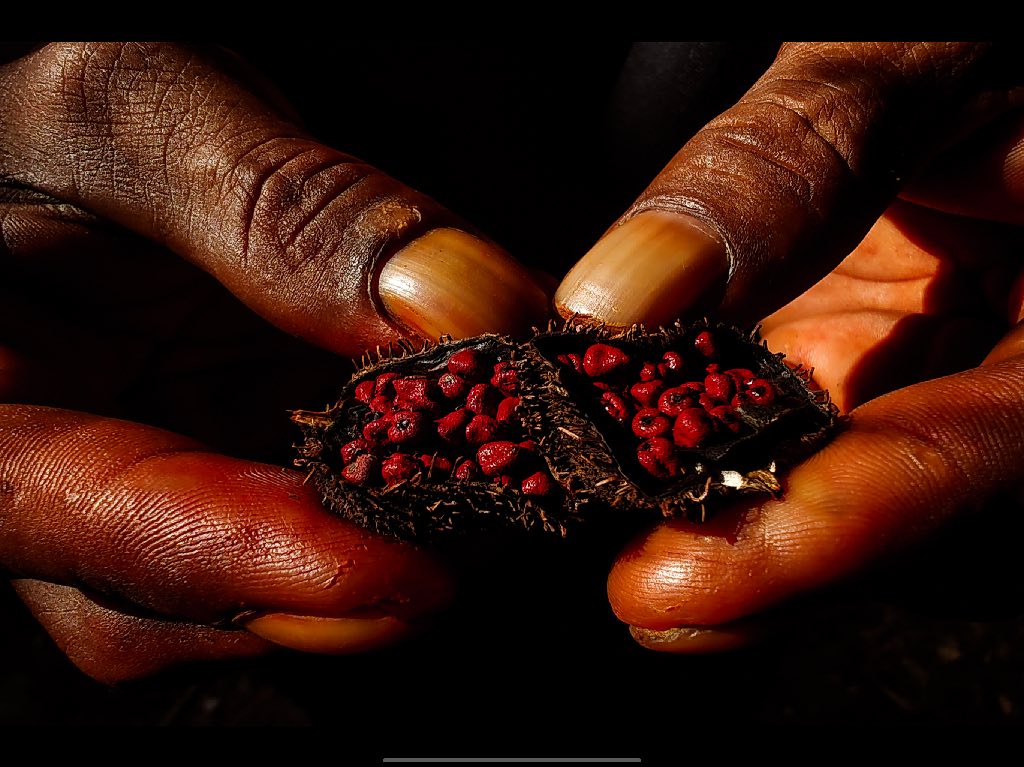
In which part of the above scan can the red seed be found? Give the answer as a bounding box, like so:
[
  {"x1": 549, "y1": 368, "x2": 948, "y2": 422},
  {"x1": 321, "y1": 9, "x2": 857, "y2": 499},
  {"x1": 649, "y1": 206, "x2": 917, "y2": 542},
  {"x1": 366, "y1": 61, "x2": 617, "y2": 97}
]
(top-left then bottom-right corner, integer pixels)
[
  {"x1": 374, "y1": 372, "x2": 400, "y2": 398},
  {"x1": 362, "y1": 415, "x2": 393, "y2": 445},
  {"x1": 583, "y1": 343, "x2": 631, "y2": 377},
  {"x1": 745, "y1": 378, "x2": 776, "y2": 405},
  {"x1": 465, "y1": 414, "x2": 501, "y2": 446},
  {"x1": 381, "y1": 453, "x2": 421, "y2": 484},
  {"x1": 340, "y1": 438, "x2": 372, "y2": 465},
  {"x1": 496, "y1": 396, "x2": 521, "y2": 424},
  {"x1": 704, "y1": 372, "x2": 735, "y2": 402},
  {"x1": 369, "y1": 395, "x2": 393, "y2": 414},
  {"x1": 388, "y1": 411, "x2": 428, "y2": 445},
  {"x1": 726, "y1": 368, "x2": 757, "y2": 388},
  {"x1": 438, "y1": 372, "x2": 468, "y2": 400},
  {"x1": 393, "y1": 376, "x2": 439, "y2": 412},
  {"x1": 557, "y1": 353, "x2": 584, "y2": 374},
  {"x1": 630, "y1": 380, "x2": 665, "y2": 408},
  {"x1": 639, "y1": 362, "x2": 667, "y2": 382},
  {"x1": 600, "y1": 391, "x2": 632, "y2": 424},
  {"x1": 354, "y1": 380, "x2": 376, "y2": 404},
  {"x1": 454, "y1": 459, "x2": 483, "y2": 481},
  {"x1": 491, "y1": 361, "x2": 519, "y2": 395},
  {"x1": 698, "y1": 393, "x2": 719, "y2": 412},
  {"x1": 658, "y1": 383, "x2": 703, "y2": 417},
  {"x1": 448, "y1": 348, "x2": 483, "y2": 380},
  {"x1": 466, "y1": 383, "x2": 502, "y2": 417},
  {"x1": 661, "y1": 351, "x2": 685, "y2": 375},
  {"x1": 521, "y1": 471, "x2": 556, "y2": 496},
  {"x1": 419, "y1": 454, "x2": 453, "y2": 479},
  {"x1": 632, "y1": 408, "x2": 671, "y2": 439},
  {"x1": 694, "y1": 331, "x2": 716, "y2": 358},
  {"x1": 673, "y1": 408, "x2": 714, "y2": 448},
  {"x1": 708, "y1": 405, "x2": 743, "y2": 434},
  {"x1": 477, "y1": 441, "x2": 522, "y2": 477},
  {"x1": 341, "y1": 453, "x2": 380, "y2": 486},
  {"x1": 636, "y1": 437, "x2": 679, "y2": 479},
  {"x1": 436, "y1": 408, "x2": 472, "y2": 444}
]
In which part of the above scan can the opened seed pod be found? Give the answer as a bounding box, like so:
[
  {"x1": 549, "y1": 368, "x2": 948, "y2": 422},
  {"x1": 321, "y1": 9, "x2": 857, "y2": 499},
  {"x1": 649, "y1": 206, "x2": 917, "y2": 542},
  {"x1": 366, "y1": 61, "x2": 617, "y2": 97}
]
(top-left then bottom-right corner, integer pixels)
[{"x1": 292, "y1": 320, "x2": 839, "y2": 540}]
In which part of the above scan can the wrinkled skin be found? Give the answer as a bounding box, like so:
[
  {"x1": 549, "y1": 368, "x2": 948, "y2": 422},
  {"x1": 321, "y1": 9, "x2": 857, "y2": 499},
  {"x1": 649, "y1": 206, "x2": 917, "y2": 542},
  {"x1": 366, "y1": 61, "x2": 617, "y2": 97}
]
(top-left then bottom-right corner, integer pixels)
[
  {"x1": 559, "y1": 43, "x2": 1024, "y2": 650},
  {"x1": 0, "y1": 42, "x2": 550, "y2": 681},
  {"x1": 3, "y1": 42, "x2": 1024, "y2": 678}
]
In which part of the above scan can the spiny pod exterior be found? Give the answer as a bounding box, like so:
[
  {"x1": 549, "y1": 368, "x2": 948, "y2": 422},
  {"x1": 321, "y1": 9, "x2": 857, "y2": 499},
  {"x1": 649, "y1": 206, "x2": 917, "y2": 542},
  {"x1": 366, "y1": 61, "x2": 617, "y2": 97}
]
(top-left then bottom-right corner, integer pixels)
[{"x1": 292, "y1": 320, "x2": 839, "y2": 540}]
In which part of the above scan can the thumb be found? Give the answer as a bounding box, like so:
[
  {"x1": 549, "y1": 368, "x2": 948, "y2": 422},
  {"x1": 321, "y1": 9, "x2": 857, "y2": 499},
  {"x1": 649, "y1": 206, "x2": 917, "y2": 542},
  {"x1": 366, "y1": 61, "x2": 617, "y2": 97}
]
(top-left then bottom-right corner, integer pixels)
[
  {"x1": 607, "y1": 336, "x2": 1024, "y2": 648},
  {"x1": 0, "y1": 43, "x2": 549, "y2": 356},
  {"x1": 556, "y1": 42, "x2": 1015, "y2": 328}
]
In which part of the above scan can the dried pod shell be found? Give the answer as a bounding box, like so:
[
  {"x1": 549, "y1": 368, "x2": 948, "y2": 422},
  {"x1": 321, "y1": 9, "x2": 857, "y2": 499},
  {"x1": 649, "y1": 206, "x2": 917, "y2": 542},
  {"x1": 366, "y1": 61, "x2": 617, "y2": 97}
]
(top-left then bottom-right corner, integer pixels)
[{"x1": 292, "y1": 320, "x2": 839, "y2": 540}]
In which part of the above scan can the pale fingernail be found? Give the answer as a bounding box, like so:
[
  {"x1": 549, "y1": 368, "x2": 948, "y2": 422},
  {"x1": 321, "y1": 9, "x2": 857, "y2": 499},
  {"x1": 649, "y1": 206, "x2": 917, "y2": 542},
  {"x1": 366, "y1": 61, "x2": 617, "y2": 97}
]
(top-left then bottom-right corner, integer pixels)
[
  {"x1": 243, "y1": 612, "x2": 417, "y2": 654},
  {"x1": 629, "y1": 623, "x2": 756, "y2": 653},
  {"x1": 555, "y1": 210, "x2": 726, "y2": 330},
  {"x1": 379, "y1": 228, "x2": 550, "y2": 340}
]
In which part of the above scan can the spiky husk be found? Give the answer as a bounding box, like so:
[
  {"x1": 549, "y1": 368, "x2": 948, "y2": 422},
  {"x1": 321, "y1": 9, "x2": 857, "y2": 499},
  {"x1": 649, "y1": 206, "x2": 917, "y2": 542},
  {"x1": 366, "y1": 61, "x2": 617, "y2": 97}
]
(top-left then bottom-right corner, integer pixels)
[
  {"x1": 292, "y1": 320, "x2": 839, "y2": 540},
  {"x1": 526, "y1": 320, "x2": 838, "y2": 521}
]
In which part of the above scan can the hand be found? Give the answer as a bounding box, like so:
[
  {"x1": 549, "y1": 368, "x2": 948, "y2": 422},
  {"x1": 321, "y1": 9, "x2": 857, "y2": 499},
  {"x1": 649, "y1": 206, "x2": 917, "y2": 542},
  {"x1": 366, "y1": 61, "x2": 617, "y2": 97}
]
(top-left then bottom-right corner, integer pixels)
[
  {"x1": 0, "y1": 42, "x2": 549, "y2": 681},
  {"x1": 554, "y1": 42, "x2": 1024, "y2": 650}
]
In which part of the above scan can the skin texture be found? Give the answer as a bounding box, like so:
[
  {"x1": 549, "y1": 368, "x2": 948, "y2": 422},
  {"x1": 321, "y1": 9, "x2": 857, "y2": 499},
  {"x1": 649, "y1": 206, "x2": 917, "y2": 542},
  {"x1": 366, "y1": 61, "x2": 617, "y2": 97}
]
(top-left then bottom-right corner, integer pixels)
[
  {"x1": 5, "y1": 40, "x2": 1024, "y2": 676},
  {"x1": 553, "y1": 42, "x2": 1024, "y2": 650},
  {"x1": 0, "y1": 42, "x2": 547, "y2": 681}
]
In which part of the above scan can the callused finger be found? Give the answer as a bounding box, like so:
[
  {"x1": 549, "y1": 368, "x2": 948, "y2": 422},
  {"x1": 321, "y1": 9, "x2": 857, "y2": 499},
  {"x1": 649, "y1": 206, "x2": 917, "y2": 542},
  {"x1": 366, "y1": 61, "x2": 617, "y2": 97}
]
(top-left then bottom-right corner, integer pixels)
[
  {"x1": 0, "y1": 43, "x2": 549, "y2": 355},
  {"x1": 557, "y1": 42, "x2": 1010, "y2": 328},
  {"x1": 608, "y1": 350, "x2": 1024, "y2": 639},
  {"x1": 0, "y1": 406, "x2": 454, "y2": 654}
]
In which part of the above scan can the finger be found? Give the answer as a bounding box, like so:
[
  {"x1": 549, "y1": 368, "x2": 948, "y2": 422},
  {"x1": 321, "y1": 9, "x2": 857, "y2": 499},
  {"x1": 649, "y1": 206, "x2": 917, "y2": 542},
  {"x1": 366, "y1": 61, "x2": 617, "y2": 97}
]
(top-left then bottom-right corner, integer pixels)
[
  {"x1": 607, "y1": 348, "x2": 1024, "y2": 641},
  {"x1": 900, "y1": 109, "x2": 1024, "y2": 224},
  {"x1": 0, "y1": 43, "x2": 549, "y2": 355},
  {"x1": 13, "y1": 579, "x2": 271, "y2": 684},
  {"x1": 0, "y1": 406, "x2": 454, "y2": 662},
  {"x1": 556, "y1": 42, "x2": 1015, "y2": 328}
]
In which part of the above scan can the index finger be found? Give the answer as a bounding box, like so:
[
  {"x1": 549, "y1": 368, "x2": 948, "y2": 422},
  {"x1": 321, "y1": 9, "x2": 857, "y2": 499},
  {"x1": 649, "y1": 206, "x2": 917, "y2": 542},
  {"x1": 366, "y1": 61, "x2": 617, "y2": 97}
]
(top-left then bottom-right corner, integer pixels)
[
  {"x1": 555, "y1": 42, "x2": 1012, "y2": 329},
  {"x1": 0, "y1": 43, "x2": 549, "y2": 355}
]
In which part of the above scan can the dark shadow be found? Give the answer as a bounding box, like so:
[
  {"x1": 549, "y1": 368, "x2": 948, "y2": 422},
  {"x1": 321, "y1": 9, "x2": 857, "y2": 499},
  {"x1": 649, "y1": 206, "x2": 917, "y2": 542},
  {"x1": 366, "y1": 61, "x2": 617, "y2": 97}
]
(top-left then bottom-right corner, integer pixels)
[{"x1": 835, "y1": 202, "x2": 1015, "y2": 409}]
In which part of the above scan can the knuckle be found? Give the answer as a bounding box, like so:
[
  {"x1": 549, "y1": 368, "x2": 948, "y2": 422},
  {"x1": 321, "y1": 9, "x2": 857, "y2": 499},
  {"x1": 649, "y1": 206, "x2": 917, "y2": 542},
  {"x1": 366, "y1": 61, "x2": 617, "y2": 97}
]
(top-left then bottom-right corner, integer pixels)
[
  {"x1": 702, "y1": 89, "x2": 859, "y2": 210},
  {"x1": 218, "y1": 140, "x2": 429, "y2": 278}
]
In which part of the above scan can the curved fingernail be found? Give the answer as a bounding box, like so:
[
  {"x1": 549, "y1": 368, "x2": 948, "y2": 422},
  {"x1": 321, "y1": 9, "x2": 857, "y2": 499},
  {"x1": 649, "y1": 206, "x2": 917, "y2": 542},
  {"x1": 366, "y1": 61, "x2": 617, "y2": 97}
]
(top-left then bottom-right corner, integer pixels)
[
  {"x1": 243, "y1": 612, "x2": 419, "y2": 654},
  {"x1": 555, "y1": 210, "x2": 726, "y2": 330},
  {"x1": 379, "y1": 228, "x2": 551, "y2": 340},
  {"x1": 629, "y1": 622, "x2": 757, "y2": 653}
]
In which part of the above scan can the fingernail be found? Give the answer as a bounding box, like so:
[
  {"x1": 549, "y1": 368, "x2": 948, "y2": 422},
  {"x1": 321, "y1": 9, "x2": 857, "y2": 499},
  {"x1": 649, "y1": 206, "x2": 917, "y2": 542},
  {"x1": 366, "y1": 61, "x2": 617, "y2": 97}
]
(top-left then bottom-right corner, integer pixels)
[
  {"x1": 628, "y1": 622, "x2": 757, "y2": 653},
  {"x1": 555, "y1": 210, "x2": 726, "y2": 330},
  {"x1": 243, "y1": 612, "x2": 418, "y2": 654},
  {"x1": 379, "y1": 228, "x2": 550, "y2": 340}
]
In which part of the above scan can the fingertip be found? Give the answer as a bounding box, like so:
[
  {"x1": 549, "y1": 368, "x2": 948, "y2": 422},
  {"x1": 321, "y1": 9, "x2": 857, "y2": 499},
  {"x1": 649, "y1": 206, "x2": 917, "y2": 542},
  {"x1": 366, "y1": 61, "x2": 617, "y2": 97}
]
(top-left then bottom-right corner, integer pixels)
[
  {"x1": 242, "y1": 612, "x2": 421, "y2": 654},
  {"x1": 554, "y1": 210, "x2": 727, "y2": 330},
  {"x1": 628, "y1": 622, "x2": 757, "y2": 653},
  {"x1": 378, "y1": 228, "x2": 551, "y2": 341},
  {"x1": 607, "y1": 512, "x2": 770, "y2": 629}
]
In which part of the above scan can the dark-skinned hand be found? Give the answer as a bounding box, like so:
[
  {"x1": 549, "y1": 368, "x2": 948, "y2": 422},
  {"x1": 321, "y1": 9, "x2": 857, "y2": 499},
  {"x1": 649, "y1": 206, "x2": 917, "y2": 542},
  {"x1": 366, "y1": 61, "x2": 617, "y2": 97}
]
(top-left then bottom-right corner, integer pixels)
[
  {"x1": 6, "y1": 41, "x2": 1024, "y2": 679},
  {"x1": 0, "y1": 42, "x2": 549, "y2": 682},
  {"x1": 555, "y1": 42, "x2": 1024, "y2": 650}
]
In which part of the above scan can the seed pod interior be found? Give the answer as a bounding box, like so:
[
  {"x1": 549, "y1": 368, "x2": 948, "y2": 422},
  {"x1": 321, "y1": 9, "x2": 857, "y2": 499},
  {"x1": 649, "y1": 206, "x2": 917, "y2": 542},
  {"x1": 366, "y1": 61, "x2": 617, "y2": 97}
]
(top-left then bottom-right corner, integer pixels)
[
  {"x1": 528, "y1": 322, "x2": 837, "y2": 518},
  {"x1": 293, "y1": 321, "x2": 839, "y2": 540}
]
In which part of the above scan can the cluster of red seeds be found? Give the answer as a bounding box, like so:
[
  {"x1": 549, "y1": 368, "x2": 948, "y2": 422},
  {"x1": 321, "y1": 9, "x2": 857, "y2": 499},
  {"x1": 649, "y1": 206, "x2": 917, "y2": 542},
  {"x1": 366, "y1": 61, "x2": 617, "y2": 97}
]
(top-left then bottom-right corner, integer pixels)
[
  {"x1": 339, "y1": 348, "x2": 557, "y2": 497},
  {"x1": 557, "y1": 331, "x2": 779, "y2": 480}
]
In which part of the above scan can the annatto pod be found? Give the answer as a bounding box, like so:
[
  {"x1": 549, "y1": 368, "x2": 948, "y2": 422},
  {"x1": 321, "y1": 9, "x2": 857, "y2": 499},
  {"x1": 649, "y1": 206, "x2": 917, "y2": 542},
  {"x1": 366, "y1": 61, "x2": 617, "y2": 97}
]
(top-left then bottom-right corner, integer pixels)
[{"x1": 292, "y1": 320, "x2": 839, "y2": 540}]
